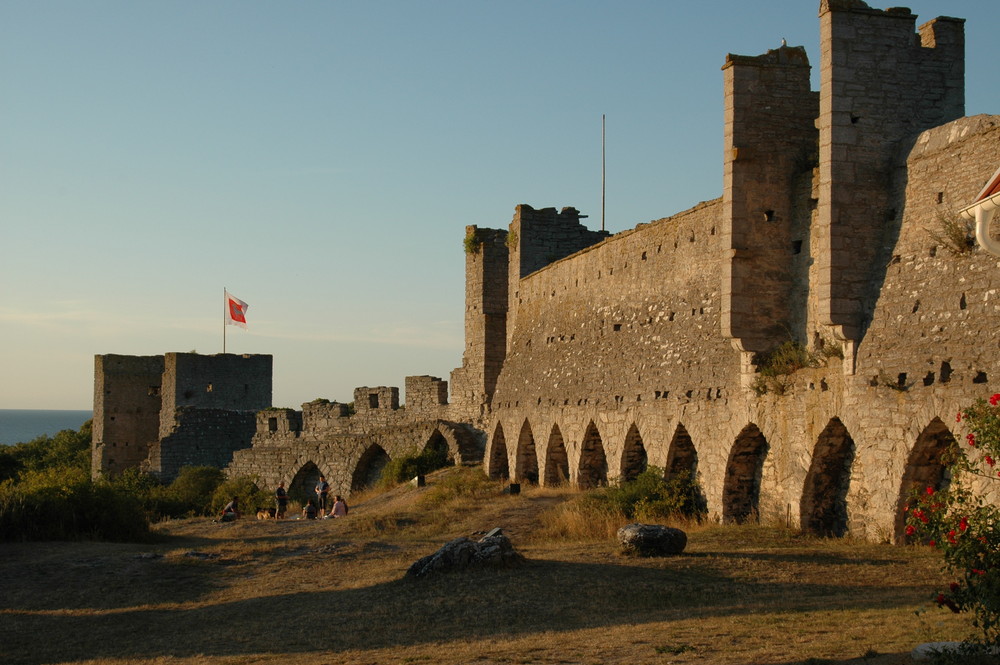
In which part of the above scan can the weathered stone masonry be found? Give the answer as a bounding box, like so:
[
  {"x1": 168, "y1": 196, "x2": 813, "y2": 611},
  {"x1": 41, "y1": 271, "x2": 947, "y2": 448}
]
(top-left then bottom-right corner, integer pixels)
[{"x1": 94, "y1": 1, "x2": 998, "y2": 543}]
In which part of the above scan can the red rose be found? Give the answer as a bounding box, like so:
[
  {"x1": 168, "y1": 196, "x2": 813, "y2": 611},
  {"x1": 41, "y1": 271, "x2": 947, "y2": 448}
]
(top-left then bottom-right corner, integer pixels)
[
  {"x1": 905, "y1": 525, "x2": 916, "y2": 536},
  {"x1": 990, "y1": 393, "x2": 1000, "y2": 406},
  {"x1": 987, "y1": 455, "x2": 996, "y2": 467},
  {"x1": 959, "y1": 516, "x2": 969, "y2": 532}
]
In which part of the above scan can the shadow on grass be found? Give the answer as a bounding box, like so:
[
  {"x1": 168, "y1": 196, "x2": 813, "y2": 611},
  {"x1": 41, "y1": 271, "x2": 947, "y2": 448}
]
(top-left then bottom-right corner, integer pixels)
[{"x1": 0, "y1": 554, "x2": 942, "y2": 665}]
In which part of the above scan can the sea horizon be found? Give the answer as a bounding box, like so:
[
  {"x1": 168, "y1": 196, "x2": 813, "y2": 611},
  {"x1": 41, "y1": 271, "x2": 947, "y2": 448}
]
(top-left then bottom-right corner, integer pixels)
[{"x1": 0, "y1": 409, "x2": 93, "y2": 446}]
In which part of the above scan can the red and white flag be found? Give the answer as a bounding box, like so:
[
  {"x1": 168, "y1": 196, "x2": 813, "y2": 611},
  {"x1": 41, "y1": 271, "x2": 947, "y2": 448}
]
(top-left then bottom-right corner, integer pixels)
[{"x1": 225, "y1": 291, "x2": 249, "y2": 329}]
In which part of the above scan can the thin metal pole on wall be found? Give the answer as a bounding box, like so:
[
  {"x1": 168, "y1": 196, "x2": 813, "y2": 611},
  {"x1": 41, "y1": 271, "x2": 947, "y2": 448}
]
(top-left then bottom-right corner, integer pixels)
[
  {"x1": 602, "y1": 114, "x2": 606, "y2": 232},
  {"x1": 223, "y1": 287, "x2": 227, "y2": 354}
]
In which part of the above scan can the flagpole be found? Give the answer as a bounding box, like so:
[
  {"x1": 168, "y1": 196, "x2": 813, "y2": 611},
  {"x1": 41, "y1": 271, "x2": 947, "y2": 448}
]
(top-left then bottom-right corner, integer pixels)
[
  {"x1": 223, "y1": 287, "x2": 227, "y2": 354},
  {"x1": 601, "y1": 113, "x2": 606, "y2": 232}
]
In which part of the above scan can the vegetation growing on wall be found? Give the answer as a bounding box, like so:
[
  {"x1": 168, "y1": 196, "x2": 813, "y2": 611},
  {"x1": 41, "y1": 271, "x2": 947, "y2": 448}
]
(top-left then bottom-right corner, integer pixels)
[
  {"x1": 750, "y1": 341, "x2": 819, "y2": 396},
  {"x1": 463, "y1": 229, "x2": 481, "y2": 255},
  {"x1": 925, "y1": 211, "x2": 976, "y2": 256}
]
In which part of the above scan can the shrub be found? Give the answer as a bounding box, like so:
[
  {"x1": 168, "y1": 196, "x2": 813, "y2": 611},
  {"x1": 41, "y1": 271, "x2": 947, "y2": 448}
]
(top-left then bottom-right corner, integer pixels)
[
  {"x1": 378, "y1": 446, "x2": 451, "y2": 489},
  {"x1": 0, "y1": 466, "x2": 151, "y2": 542},
  {"x1": 584, "y1": 467, "x2": 705, "y2": 522},
  {"x1": 210, "y1": 475, "x2": 272, "y2": 517},
  {"x1": 906, "y1": 392, "x2": 1000, "y2": 652}
]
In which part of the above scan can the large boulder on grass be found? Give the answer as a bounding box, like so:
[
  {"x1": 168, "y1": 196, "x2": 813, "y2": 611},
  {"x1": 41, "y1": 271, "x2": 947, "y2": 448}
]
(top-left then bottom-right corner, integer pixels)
[
  {"x1": 407, "y1": 530, "x2": 524, "y2": 577},
  {"x1": 617, "y1": 523, "x2": 687, "y2": 556}
]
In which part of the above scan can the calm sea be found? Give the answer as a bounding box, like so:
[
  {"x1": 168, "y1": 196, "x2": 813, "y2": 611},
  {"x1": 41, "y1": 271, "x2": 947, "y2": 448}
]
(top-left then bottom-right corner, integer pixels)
[{"x1": 0, "y1": 409, "x2": 93, "y2": 446}]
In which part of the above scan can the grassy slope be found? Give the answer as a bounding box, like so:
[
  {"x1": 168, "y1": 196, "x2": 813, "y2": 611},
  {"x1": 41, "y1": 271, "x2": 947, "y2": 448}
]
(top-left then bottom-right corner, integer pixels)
[{"x1": 0, "y1": 468, "x2": 974, "y2": 665}]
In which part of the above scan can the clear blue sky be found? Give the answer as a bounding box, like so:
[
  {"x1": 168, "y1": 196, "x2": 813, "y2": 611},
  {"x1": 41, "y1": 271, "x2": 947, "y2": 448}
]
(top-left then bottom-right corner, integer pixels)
[{"x1": 2, "y1": 1, "x2": 997, "y2": 410}]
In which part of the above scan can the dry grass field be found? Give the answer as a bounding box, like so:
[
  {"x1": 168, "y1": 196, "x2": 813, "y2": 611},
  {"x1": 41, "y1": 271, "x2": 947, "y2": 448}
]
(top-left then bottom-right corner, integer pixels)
[{"x1": 0, "y1": 468, "x2": 975, "y2": 665}]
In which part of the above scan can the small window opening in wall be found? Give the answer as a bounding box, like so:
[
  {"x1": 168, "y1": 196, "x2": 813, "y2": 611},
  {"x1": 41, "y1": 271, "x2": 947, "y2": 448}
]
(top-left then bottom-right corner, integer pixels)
[
  {"x1": 368, "y1": 393, "x2": 379, "y2": 408},
  {"x1": 564, "y1": 399, "x2": 569, "y2": 405},
  {"x1": 685, "y1": 390, "x2": 693, "y2": 399},
  {"x1": 936, "y1": 192, "x2": 944, "y2": 204},
  {"x1": 613, "y1": 323, "x2": 622, "y2": 332},
  {"x1": 148, "y1": 386, "x2": 160, "y2": 396},
  {"x1": 809, "y1": 198, "x2": 818, "y2": 210},
  {"x1": 609, "y1": 268, "x2": 614, "y2": 275},
  {"x1": 809, "y1": 382, "x2": 815, "y2": 390},
  {"x1": 641, "y1": 251, "x2": 647, "y2": 260},
  {"x1": 960, "y1": 294, "x2": 967, "y2": 310},
  {"x1": 657, "y1": 244, "x2": 662, "y2": 253},
  {"x1": 820, "y1": 379, "x2": 828, "y2": 391},
  {"x1": 869, "y1": 375, "x2": 879, "y2": 387},
  {"x1": 715, "y1": 388, "x2": 722, "y2": 398},
  {"x1": 268, "y1": 417, "x2": 278, "y2": 432},
  {"x1": 184, "y1": 390, "x2": 193, "y2": 399},
  {"x1": 929, "y1": 246, "x2": 937, "y2": 257},
  {"x1": 668, "y1": 311, "x2": 675, "y2": 321},
  {"x1": 711, "y1": 226, "x2": 716, "y2": 236},
  {"x1": 706, "y1": 388, "x2": 712, "y2": 400},
  {"x1": 973, "y1": 371, "x2": 988, "y2": 384},
  {"x1": 792, "y1": 240, "x2": 803, "y2": 255},
  {"x1": 636, "y1": 394, "x2": 642, "y2": 402},
  {"x1": 924, "y1": 372, "x2": 935, "y2": 386},
  {"x1": 886, "y1": 208, "x2": 897, "y2": 222},
  {"x1": 206, "y1": 383, "x2": 213, "y2": 392},
  {"x1": 655, "y1": 391, "x2": 662, "y2": 399},
  {"x1": 912, "y1": 300, "x2": 920, "y2": 314},
  {"x1": 763, "y1": 210, "x2": 775, "y2": 222},
  {"x1": 110, "y1": 416, "x2": 116, "y2": 421},
  {"x1": 850, "y1": 114, "x2": 860, "y2": 124},
  {"x1": 688, "y1": 233, "x2": 695, "y2": 242},
  {"x1": 691, "y1": 309, "x2": 696, "y2": 316},
  {"x1": 940, "y1": 361, "x2": 952, "y2": 383},
  {"x1": 897, "y1": 373, "x2": 907, "y2": 388}
]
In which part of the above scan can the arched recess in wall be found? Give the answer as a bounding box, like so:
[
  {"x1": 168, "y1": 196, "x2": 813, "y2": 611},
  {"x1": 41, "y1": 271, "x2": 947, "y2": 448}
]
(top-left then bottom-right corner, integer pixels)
[
  {"x1": 620, "y1": 423, "x2": 648, "y2": 482},
  {"x1": 487, "y1": 423, "x2": 510, "y2": 480},
  {"x1": 722, "y1": 424, "x2": 769, "y2": 524},
  {"x1": 800, "y1": 417, "x2": 855, "y2": 537},
  {"x1": 894, "y1": 417, "x2": 955, "y2": 544},
  {"x1": 664, "y1": 422, "x2": 706, "y2": 513},
  {"x1": 544, "y1": 424, "x2": 569, "y2": 487},
  {"x1": 423, "y1": 429, "x2": 454, "y2": 469},
  {"x1": 351, "y1": 444, "x2": 390, "y2": 493},
  {"x1": 289, "y1": 461, "x2": 323, "y2": 504},
  {"x1": 665, "y1": 422, "x2": 698, "y2": 479},
  {"x1": 577, "y1": 421, "x2": 608, "y2": 490},
  {"x1": 514, "y1": 420, "x2": 539, "y2": 485}
]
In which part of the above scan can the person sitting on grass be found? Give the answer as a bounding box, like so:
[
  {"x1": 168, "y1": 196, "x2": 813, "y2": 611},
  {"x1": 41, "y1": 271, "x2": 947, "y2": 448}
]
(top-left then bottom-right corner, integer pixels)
[
  {"x1": 220, "y1": 497, "x2": 240, "y2": 522},
  {"x1": 303, "y1": 498, "x2": 318, "y2": 520},
  {"x1": 323, "y1": 495, "x2": 348, "y2": 519}
]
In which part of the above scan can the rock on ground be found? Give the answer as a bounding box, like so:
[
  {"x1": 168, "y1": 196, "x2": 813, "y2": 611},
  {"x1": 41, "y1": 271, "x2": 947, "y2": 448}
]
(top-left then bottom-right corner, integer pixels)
[
  {"x1": 407, "y1": 531, "x2": 525, "y2": 577},
  {"x1": 617, "y1": 523, "x2": 687, "y2": 556}
]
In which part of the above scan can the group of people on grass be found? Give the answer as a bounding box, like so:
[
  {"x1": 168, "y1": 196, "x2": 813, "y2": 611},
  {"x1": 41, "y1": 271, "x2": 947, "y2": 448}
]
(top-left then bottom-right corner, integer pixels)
[{"x1": 218, "y1": 475, "x2": 348, "y2": 522}]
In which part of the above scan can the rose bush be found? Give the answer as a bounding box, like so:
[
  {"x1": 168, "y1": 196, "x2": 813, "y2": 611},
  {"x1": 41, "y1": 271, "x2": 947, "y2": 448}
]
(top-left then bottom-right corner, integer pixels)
[{"x1": 906, "y1": 393, "x2": 1000, "y2": 649}]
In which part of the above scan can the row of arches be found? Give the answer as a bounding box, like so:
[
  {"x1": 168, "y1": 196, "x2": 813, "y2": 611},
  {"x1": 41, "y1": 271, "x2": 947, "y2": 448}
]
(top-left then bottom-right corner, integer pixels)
[
  {"x1": 486, "y1": 415, "x2": 956, "y2": 540},
  {"x1": 488, "y1": 420, "x2": 699, "y2": 490},
  {"x1": 284, "y1": 428, "x2": 457, "y2": 503}
]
